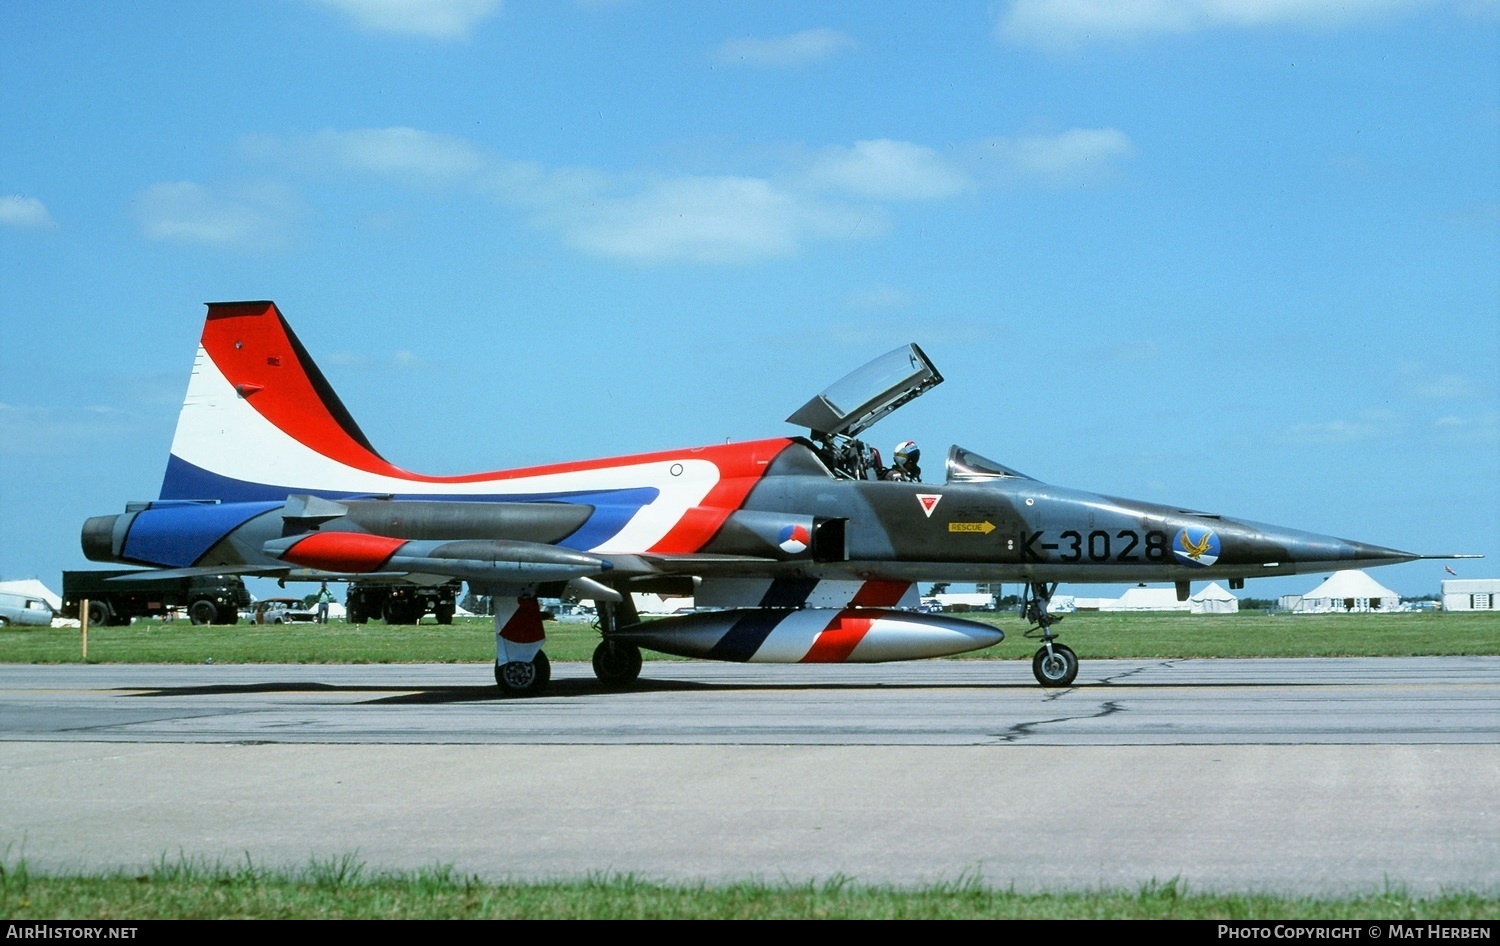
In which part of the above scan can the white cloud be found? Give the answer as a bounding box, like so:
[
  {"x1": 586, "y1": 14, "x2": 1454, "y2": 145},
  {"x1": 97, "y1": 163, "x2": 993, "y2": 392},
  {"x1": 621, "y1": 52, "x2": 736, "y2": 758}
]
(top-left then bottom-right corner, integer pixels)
[
  {"x1": 550, "y1": 175, "x2": 881, "y2": 265},
  {"x1": 312, "y1": 127, "x2": 488, "y2": 180},
  {"x1": 313, "y1": 0, "x2": 501, "y2": 40},
  {"x1": 806, "y1": 140, "x2": 971, "y2": 201},
  {"x1": 482, "y1": 160, "x2": 612, "y2": 207},
  {"x1": 249, "y1": 129, "x2": 886, "y2": 263},
  {"x1": 977, "y1": 128, "x2": 1135, "y2": 185},
  {"x1": 1283, "y1": 409, "x2": 1406, "y2": 444},
  {"x1": 231, "y1": 125, "x2": 1132, "y2": 264},
  {"x1": 842, "y1": 285, "x2": 917, "y2": 310},
  {"x1": 1401, "y1": 363, "x2": 1489, "y2": 400},
  {"x1": 998, "y1": 0, "x2": 1444, "y2": 48},
  {"x1": 0, "y1": 195, "x2": 57, "y2": 230},
  {"x1": 1434, "y1": 412, "x2": 1500, "y2": 441},
  {"x1": 325, "y1": 349, "x2": 435, "y2": 370},
  {"x1": 0, "y1": 402, "x2": 140, "y2": 456},
  {"x1": 134, "y1": 181, "x2": 296, "y2": 249},
  {"x1": 245, "y1": 128, "x2": 489, "y2": 184},
  {"x1": 711, "y1": 28, "x2": 858, "y2": 67}
]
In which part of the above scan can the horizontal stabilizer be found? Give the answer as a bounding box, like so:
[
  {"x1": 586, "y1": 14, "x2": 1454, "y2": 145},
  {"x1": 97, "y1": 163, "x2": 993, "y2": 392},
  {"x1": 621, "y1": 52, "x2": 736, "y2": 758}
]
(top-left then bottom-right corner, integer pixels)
[
  {"x1": 282, "y1": 494, "x2": 351, "y2": 526},
  {"x1": 102, "y1": 565, "x2": 289, "y2": 582}
]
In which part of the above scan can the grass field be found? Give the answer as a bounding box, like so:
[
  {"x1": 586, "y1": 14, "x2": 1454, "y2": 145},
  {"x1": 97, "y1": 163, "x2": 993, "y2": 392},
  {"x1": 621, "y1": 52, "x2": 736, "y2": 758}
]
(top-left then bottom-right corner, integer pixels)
[
  {"x1": 2, "y1": 610, "x2": 1495, "y2": 664},
  {"x1": 1, "y1": 859, "x2": 1495, "y2": 920}
]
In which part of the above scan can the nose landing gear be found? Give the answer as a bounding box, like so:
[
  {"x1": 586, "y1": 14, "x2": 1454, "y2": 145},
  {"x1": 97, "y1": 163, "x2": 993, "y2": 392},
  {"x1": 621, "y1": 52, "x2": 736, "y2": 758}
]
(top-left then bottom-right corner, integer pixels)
[{"x1": 1024, "y1": 581, "x2": 1078, "y2": 688}]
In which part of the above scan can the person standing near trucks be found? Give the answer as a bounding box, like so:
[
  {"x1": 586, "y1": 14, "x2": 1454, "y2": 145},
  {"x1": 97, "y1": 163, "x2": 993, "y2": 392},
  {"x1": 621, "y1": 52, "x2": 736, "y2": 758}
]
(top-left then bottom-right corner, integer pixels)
[{"x1": 317, "y1": 583, "x2": 333, "y2": 624}]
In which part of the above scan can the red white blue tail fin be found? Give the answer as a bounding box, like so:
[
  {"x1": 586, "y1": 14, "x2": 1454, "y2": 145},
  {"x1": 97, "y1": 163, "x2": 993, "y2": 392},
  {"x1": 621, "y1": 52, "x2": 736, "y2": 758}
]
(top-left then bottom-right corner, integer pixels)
[
  {"x1": 162, "y1": 300, "x2": 407, "y2": 501},
  {"x1": 160, "y1": 301, "x2": 793, "y2": 554}
]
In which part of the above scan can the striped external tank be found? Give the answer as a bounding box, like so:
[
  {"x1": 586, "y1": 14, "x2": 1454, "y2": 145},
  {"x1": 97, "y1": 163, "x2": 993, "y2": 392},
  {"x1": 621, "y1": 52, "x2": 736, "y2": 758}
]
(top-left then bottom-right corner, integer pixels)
[{"x1": 607, "y1": 608, "x2": 1004, "y2": 663}]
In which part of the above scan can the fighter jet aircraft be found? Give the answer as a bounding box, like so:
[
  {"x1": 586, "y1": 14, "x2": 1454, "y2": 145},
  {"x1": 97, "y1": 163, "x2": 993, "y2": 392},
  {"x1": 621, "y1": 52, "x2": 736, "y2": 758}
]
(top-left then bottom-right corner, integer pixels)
[{"x1": 81, "y1": 301, "x2": 1451, "y2": 694}]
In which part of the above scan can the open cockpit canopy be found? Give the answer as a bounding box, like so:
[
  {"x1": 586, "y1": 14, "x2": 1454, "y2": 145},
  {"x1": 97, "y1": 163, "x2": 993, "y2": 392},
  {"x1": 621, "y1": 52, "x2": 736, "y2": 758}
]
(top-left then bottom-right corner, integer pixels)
[{"x1": 785, "y1": 343, "x2": 942, "y2": 440}]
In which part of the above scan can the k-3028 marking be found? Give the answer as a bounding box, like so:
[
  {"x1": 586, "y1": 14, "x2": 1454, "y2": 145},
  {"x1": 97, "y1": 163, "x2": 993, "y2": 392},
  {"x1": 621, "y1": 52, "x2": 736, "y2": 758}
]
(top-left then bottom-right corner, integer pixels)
[{"x1": 1021, "y1": 529, "x2": 1170, "y2": 563}]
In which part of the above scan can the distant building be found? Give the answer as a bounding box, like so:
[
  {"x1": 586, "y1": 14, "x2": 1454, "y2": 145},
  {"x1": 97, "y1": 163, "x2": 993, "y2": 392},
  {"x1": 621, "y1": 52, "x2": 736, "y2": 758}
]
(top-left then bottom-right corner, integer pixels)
[{"x1": 1441, "y1": 579, "x2": 1500, "y2": 612}]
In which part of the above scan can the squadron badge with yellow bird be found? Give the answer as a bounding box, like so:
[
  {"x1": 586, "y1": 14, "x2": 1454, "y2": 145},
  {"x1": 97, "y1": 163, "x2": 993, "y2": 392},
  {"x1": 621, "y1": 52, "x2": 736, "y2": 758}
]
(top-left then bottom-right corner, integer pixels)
[{"x1": 1173, "y1": 527, "x2": 1221, "y2": 568}]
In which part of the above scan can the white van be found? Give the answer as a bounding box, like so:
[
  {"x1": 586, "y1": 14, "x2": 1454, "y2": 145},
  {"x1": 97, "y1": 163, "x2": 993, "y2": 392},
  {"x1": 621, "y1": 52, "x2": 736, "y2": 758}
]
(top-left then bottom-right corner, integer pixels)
[{"x1": 0, "y1": 591, "x2": 55, "y2": 627}]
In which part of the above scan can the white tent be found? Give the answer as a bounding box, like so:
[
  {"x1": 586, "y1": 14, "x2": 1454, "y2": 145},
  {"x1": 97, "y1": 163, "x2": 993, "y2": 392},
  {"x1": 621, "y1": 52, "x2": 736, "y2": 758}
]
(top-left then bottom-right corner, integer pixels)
[
  {"x1": 1099, "y1": 586, "x2": 1191, "y2": 612},
  {"x1": 1189, "y1": 582, "x2": 1239, "y2": 614},
  {"x1": 0, "y1": 578, "x2": 61, "y2": 612},
  {"x1": 1280, "y1": 570, "x2": 1402, "y2": 613}
]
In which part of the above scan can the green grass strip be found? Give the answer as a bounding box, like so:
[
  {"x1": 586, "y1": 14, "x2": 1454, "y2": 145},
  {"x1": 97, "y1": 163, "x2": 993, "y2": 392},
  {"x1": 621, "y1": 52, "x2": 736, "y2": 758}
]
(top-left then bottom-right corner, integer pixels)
[
  {"x1": 3, "y1": 611, "x2": 1496, "y2": 665},
  {"x1": 2, "y1": 858, "x2": 1495, "y2": 920}
]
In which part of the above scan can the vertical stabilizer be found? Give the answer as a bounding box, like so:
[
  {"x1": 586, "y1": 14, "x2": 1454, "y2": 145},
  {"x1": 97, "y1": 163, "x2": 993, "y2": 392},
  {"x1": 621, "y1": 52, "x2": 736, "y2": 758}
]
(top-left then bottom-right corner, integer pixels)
[{"x1": 160, "y1": 301, "x2": 402, "y2": 501}]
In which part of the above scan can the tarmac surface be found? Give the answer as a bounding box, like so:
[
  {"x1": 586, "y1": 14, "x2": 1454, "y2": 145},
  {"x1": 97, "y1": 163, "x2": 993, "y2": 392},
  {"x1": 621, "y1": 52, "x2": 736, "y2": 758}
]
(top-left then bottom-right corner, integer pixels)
[{"x1": 2, "y1": 657, "x2": 1497, "y2": 894}]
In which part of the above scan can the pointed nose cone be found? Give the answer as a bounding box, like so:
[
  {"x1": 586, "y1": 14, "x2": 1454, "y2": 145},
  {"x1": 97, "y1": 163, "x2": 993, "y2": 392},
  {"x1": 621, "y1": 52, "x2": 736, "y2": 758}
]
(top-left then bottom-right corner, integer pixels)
[
  {"x1": 1256, "y1": 527, "x2": 1421, "y2": 574},
  {"x1": 1334, "y1": 540, "x2": 1422, "y2": 569}
]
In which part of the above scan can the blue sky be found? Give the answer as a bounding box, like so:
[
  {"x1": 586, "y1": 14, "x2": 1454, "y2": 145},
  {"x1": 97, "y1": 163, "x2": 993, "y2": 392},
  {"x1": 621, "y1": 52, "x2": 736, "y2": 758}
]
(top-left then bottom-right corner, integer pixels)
[{"x1": 2, "y1": 0, "x2": 1497, "y2": 600}]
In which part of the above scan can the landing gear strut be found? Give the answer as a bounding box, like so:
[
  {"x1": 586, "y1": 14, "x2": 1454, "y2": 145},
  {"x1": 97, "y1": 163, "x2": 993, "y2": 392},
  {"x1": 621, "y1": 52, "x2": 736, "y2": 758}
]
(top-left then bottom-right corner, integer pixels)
[{"x1": 1024, "y1": 581, "x2": 1078, "y2": 688}]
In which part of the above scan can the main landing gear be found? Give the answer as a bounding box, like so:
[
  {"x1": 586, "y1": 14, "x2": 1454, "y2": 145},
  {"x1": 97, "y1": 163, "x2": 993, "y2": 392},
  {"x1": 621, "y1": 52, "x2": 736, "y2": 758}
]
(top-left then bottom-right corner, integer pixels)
[
  {"x1": 1024, "y1": 581, "x2": 1078, "y2": 688},
  {"x1": 592, "y1": 639, "x2": 642, "y2": 685},
  {"x1": 494, "y1": 595, "x2": 551, "y2": 697},
  {"x1": 591, "y1": 596, "x2": 643, "y2": 686},
  {"x1": 496, "y1": 651, "x2": 551, "y2": 695}
]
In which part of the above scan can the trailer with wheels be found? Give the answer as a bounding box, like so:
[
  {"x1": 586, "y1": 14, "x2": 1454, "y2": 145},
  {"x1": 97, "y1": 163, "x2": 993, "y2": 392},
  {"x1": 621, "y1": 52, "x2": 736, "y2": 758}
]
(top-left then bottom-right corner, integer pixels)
[
  {"x1": 344, "y1": 580, "x2": 461, "y2": 625},
  {"x1": 61, "y1": 570, "x2": 251, "y2": 626}
]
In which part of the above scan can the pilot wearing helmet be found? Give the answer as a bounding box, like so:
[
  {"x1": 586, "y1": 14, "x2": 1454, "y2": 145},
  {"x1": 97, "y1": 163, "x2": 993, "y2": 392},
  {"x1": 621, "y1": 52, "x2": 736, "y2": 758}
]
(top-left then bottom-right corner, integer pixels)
[{"x1": 885, "y1": 440, "x2": 922, "y2": 482}]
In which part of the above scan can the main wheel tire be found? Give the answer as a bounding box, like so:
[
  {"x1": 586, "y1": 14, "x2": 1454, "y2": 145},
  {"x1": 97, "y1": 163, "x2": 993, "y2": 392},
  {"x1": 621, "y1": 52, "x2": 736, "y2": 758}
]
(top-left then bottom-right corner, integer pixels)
[
  {"x1": 592, "y1": 640, "x2": 643, "y2": 684},
  {"x1": 1032, "y1": 643, "x2": 1079, "y2": 688},
  {"x1": 495, "y1": 651, "x2": 551, "y2": 696},
  {"x1": 434, "y1": 605, "x2": 454, "y2": 625},
  {"x1": 87, "y1": 601, "x2": 110, "y2": 627},
  {"x1": 188, "y1": 599, "x2": 218, "y2": 626}
]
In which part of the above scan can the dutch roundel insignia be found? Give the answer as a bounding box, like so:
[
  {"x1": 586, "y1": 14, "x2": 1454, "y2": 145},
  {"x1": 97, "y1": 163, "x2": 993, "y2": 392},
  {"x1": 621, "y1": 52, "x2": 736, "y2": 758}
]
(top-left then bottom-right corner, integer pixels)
[
  {"x1": 916, "y1": 494, "x2": 942, "y2": 518},
  {"x1": 778, "y1": 524, "x2": 811, "y2": 554}
]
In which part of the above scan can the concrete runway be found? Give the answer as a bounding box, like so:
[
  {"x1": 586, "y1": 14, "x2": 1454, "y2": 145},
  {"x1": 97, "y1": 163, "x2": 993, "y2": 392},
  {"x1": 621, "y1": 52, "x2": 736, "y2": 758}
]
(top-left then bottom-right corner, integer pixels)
[{"x1": 2, "y1": 657, "x2": 1497, "y2": 894}]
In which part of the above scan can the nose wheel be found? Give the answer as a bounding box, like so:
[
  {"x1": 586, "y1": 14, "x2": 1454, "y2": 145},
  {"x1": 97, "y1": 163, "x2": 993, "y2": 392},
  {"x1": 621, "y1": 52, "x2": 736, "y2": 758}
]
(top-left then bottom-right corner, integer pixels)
[{"x1": 1032, "y1": 642, "x2": 1078, "y2": 687}]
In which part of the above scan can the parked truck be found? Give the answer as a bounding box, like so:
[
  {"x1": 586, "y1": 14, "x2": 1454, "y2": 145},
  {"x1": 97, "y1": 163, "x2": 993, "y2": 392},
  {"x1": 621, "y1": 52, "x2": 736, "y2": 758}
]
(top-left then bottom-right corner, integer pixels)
[
  {"x1": 61, "y1": 570, "x2": 251, "y2": 627},
  {"x1": 344, "y1": 580, "x2": 460, "y2": 625}
]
